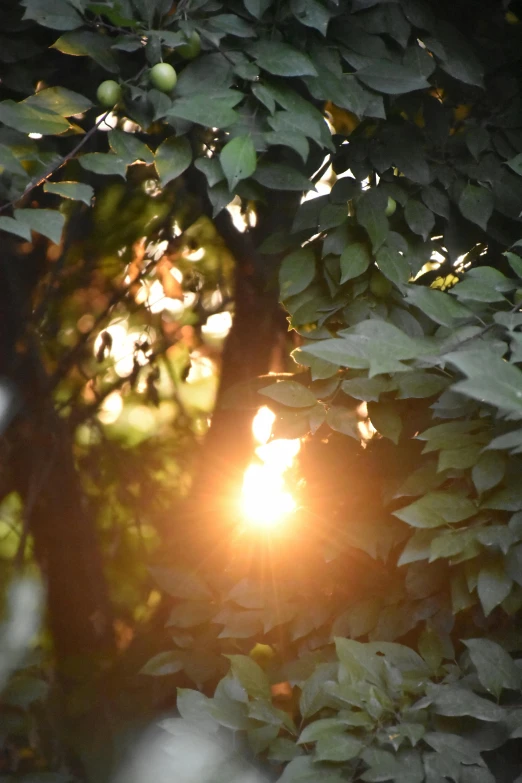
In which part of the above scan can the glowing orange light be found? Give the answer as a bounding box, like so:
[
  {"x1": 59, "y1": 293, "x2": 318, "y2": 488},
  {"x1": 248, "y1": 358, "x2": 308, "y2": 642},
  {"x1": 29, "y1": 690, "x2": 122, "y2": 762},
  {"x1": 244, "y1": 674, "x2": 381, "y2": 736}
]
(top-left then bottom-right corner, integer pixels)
[{"x1": 241, "y1": 407, "x2": 300, "y2": 529}]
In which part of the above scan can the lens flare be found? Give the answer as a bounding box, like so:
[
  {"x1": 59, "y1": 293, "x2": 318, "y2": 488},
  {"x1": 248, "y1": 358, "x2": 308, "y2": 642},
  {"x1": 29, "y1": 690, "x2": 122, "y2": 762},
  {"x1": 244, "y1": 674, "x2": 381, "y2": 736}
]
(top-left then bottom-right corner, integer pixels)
[{"x1": 241, "y1": 407, "x2": 300, "y2": 529}]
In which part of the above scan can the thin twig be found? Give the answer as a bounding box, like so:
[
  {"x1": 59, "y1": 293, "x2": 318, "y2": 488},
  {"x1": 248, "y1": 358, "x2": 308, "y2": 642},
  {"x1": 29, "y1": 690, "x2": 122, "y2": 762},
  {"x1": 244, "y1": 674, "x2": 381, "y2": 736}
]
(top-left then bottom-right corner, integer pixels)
[{"x1": 0, "y1": 112, "x2": 110, "y2": 216}]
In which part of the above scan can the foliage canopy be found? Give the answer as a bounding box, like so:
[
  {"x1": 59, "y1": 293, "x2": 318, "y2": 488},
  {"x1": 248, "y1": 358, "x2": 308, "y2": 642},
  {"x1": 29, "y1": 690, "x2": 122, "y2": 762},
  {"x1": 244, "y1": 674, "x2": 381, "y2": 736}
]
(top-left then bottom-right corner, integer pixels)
[{"x1": 2, "y1": 0, "x2": 522, "y2": 781}]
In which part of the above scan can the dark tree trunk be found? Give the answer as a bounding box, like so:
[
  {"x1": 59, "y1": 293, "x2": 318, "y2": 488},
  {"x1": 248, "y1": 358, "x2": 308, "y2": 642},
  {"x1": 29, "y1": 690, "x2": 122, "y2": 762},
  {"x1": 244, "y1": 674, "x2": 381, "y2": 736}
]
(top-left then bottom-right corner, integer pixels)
[{"x1": 0, "y1": 239, "x2": 114, "y2": 666}]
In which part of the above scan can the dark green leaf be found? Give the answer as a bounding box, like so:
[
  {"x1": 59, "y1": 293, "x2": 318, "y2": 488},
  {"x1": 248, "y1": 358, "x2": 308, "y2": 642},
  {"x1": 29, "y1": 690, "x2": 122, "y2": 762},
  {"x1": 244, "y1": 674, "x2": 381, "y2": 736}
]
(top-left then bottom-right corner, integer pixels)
[
  {"x1": 225, "y1": 655, "x2": 271, "y2": 700},
  {"x1": 253, "y1": 163, "x2": 314, "y2": 191},
  {"x1": 340, "y1": 242, "x2": 371, "y2": 283},
  {"x1": 404, "y1": 199, "x2": 434, "y2": 240},
  {"x1": 447, "y1": 349, "x2": 522, "y2": 418},
  {"x1": 24, "y1": 86, "x2": 92, "y2": 116},
  {"x1": 432, "y1": 685, "x2": 504, "y2": 721},
  {"x1": 290, "y1": 0, "x2": 332, "y2": 35},
  {"x1": 79, "y1": 152, "x2": 127, "y2": 178},
  {"x1": 393, "y1": 491, "x2": 476, "y2": 529},
  {"x1": 140, "y1": 651, "x2": 184, "y2": 676},
  {"x1": 21, "y1": 0, "x2": 82, "y2": 30},
  {"x1": 280, "y1": 247, "x2": 316, "y2": 298},
  {"x1": 44, "y1": 180, "x2": 94, "y2": 205},
  {"x1": 406, "y1": 286, "x2": 471, "y2": 327},
  {"x1": 220, "y1": 135, "x2": 256, "y2": 190},
  {"x1": 250, "y1": 41, "x2": 317, "y2": 77},
  {"x1": 472, "y1": 452, "x2": 506, "y2": 494},
  {"x1": 463, "y1": 638, "x2": 521, "y2": 698},
  {"x1": 357, "y1": 61, "x2": 430, "y2": 94},
  {"x1": 0, "y1": 100, "x2": 70, "y2": 135},
  {"x1": 168, "y1": 90, "x2": 242, "y2": 128},
  {"x1": 109, "y1": 129, "x2": 154, "y2": 164},
  {"x1": 478, "y1": 561, "x2": 513, "y2": 616},
  {"x1": 154, "y1": 136, "x2": 192, "y2": 186},
  {"x1": 458, "y1": 183, "x2": 494, "y2": 231},
  {"x1": 51, "y1": 30, "x2": 119, "y2": 72},
  {"x1": 259, "y1": 380, "x2": 316, "y2": 408},
  {"x1": 14, "y1": 208, "x2": 64, "y2": 244},
  {"x1": 0, "y1": 216, "x2": 32, "y2": 241}
]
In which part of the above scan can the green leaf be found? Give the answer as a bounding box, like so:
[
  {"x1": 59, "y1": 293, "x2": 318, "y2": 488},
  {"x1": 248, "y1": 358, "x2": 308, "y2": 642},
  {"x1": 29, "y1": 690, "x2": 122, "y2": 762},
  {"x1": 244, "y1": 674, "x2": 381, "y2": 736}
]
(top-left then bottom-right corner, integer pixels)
[
  {"x1": 398, "y1": 529, "x2": 438, "y2": 565},
  {"x1": 24, "y1": 86, "x2": 92, "y2": 116},
  {"x1": 472, "y1": 452, "x2": 506, "y2": 494},
  {"x1": 208, "y1": 14, "x2": 256, "y2": 37},
  {"x1": 396, "y1": 371, "x2": 448, "y2": 399},
  {"x1": 290, "y1": 0, "x2": 332, "y2": 35},
  {"x1": 368, "y1": 401, "x2": 402, "y2": 444},
  {"x1": 79, "y1": 152, "x2": 126, "y2": 178},
  {"x1": 356, "y1": 61, "x2": 430, "y2": 94},
  {"x1": 14, "y1": 208, "x2": 65, "y2": 244},
  {"x1": 264, "y1": 130, "x2": 309, "y2": 163},
  {"x1": 21, "y1": 0, "x2": 83, "y2": 30},
  {"x1": 404, "y1": 199, "x2": 434, "y2": 240},
  {"x1": 0, "y1": 100, "x2": 70, "y2": 135},
  {"x1": 357, "y1": 190, "x2": 389, "y2": 251},
  {"x1": 303, "y1": 320, "x2": 427, "y2": 376},
  {"x1": 477, "y1": 561, "x2": 513, "y2": 616},
  {"x1": 0, "y1": 216, "x2": 32, "y2": 241},
  {"x1": 225, "y1": 655, "x2": 271, "y2": 700},
  {"x1": 0, "y1": 144, "x2": 27, "y2": 176},
  {"x1": 458, "y1": 183, "x2": 494, "y2": 231},
  {"x1": 316, "y1": 733, "x2": 364, "y2": 762},
  {"x1": 393, "y1": 491, "x2": 476, "y2": 529},
  {"x1": 277, "y1": 756, "x2": 345, "y2": 783},
  {"x1": 447, "y1": 349, "x2": 522, "y2": 418},
  {"x1": 259, "y1": 380, "x2": 316, "y2": 408},
  {"x1": 140, "y1": 651, "x2": 184, "y2": 676},
  {"x1": 244, "y1": 0, "x2": 272, "y2": 19},
  {"x1": 253, "y1": 163, "x2": 314, "y2": 191},
  {"x1": 109, "y1": 129, "x2": 154, "y2": 164},
  {"x1": 250, "y1": 41, "x2": 317, "y2": 77},
  {"x1": 150, "y1": 565, "x2": 212, "y2": 600},
  {"x1": 432, "y1": 685, "x2": 504, "y2": 721},
  {"x1": 340, "y1": 242, "x2": 371, "y2": 283},
  {"x1": 194, "y1": 157, "x2": 225, "y2": 187},
  {"x1": 51, "y1": 30, "x2": 118, "y2": 72},
  {"x1": 44, "y1": 180, "x2": 94, "y2": 205},
  {"x1": 406, "y1": 286, "x2": 471, "y2": 327},
  {"x1": 505, "y1": 152, "x2": 522, "y2": 176},
  {"x1": 167, "y1": 90, "x2": 242, "y2": 128},
  {"x1": 220, "y1": 135, "x2": 256, "y2": 190},
  {"x1": 341, "y1": 376, "x2": 395, "y2": 402},
  {"x1": 326, "y1": 406, "x2": 358, "y2": 437},
  {"x1": 154, "y1": 136, "x2": 192, "y2": 187},
  {"x1": 463, "y1": 638, "x2": 521, "y2": 698},
  {"x1": 450, "y1": 266, "x2": 513, "y2": 303},
  {"x1": 166, "y1": 600, "x2": 214, "y2": 628},
  {"x1": 173, "y1": 688, "x2": 219, "y2": 732},
  {"x1": 376, "y1": 243, "x2": 411, "y2": 287},
  {"x1": 279, "y1": 247, "x2": 316, "y2": 298}
]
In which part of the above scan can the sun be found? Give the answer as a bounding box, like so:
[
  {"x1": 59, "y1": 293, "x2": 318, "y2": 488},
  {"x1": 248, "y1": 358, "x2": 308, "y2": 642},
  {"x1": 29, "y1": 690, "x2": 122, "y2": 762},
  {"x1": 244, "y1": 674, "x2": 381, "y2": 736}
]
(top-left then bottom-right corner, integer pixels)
[{"x1": 240, "y1": 407, "x2": 300, "y2": 529}]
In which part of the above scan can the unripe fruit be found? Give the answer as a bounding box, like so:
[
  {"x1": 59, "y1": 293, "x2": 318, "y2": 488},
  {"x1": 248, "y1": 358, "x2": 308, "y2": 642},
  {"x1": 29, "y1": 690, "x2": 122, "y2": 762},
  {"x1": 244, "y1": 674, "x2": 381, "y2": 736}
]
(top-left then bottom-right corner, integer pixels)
[
  {"x1": 177, "y1": 31, "x2": 201, "y2": 60},
  {"x1": 96, "y1": 80, "x2": 122, "y2": 108},
  {"x1": 149, "y1": 62, "x2": 177, "y2": 92},
  {"x1": 506, "y1": 11, "x2": 519, "y2": 24},
  {"x1": 370, "y1": 269, "x2": 392, "y2": 299},
  {"x1": 384, "y1": 196, "x2": 397, "y2": 217}
]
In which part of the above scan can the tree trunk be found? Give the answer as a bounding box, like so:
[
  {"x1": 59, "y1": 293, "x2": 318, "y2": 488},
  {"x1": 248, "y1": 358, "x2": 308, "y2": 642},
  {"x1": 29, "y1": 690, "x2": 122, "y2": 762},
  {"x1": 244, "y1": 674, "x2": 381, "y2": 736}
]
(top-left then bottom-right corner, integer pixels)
[{"x1": 0, "y1": 240, "x2": 114, "y2": 666}]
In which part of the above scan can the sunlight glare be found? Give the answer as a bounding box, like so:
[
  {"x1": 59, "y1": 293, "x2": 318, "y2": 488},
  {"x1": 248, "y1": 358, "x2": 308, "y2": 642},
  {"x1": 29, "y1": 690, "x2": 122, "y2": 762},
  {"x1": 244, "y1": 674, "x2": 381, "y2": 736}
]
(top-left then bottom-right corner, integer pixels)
[{"x1": 241, "y1": 407, "x2": 300, "y2": 529}]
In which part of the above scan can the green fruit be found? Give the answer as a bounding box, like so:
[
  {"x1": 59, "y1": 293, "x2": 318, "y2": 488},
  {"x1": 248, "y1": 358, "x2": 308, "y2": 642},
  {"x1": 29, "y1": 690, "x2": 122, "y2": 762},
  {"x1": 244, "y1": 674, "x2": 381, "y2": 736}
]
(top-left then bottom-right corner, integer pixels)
[
  {"x1": 370, "y1": 269, "x2": 392, "y2": 298},
  {"x1": 96, "y1": 80, "x2": 122, "y2": 108},
  {"x1": 384, "y1": 196, "x2": 397, "y2": 217},
  {"x1": 149, "y1": 62, "x2": 177, "y2": 92},
  {"x1": 177, "y1": 31, "x2": 201, "y2": 60}
]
